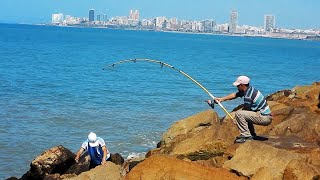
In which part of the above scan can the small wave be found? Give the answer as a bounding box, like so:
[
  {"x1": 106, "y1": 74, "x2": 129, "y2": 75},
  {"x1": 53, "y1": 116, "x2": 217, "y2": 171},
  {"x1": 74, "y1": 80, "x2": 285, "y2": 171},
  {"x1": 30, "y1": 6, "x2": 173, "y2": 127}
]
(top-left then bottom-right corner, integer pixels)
[{"x1": 126, "y1": 152, "x2": 146, "y2": 160}]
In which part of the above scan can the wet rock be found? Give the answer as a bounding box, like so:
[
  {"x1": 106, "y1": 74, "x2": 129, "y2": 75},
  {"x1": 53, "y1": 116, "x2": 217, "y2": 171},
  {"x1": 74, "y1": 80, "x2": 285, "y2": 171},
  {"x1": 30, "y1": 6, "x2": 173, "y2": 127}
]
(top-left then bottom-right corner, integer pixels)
[
  {"x1": 21, "y1": 145, "x2": 75, "y2": 180},
  {"x1": 124, "y1": 155, "x2": 247, "y2": 180},
  {"x1": 109, "y1": 153, "x2": 124, "y2": 165}
]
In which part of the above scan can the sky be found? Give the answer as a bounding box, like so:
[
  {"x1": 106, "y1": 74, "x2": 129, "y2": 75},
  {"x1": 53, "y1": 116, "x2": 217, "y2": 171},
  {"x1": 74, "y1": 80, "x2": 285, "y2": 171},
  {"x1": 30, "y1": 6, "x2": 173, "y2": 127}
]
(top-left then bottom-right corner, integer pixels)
[{"x1": 0, "y1": 0, "x2": 319, "y2": 29}]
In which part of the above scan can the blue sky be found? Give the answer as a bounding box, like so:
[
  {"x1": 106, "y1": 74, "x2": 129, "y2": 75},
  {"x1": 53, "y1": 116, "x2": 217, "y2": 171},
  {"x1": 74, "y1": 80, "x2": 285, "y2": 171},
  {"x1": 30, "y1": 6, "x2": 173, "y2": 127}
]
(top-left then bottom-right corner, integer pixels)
[{"x1": 1, "y1": 0, "x2": 319, "y2": 29}]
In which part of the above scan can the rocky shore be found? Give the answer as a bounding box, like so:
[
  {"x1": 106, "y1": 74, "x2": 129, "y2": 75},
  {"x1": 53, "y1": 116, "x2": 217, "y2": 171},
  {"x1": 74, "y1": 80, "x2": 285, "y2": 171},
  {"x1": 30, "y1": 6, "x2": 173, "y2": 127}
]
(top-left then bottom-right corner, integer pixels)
[{"x1": 7, "y1": 82, "x2": 320, "y2": 180}]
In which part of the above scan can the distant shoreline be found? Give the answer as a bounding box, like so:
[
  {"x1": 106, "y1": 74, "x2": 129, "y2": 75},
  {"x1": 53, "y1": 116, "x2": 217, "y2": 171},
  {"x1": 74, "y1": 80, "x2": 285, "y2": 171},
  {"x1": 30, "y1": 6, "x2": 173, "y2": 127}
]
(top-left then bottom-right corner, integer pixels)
[
  {"x1": 2, "y1": 22, "x2": 319, "y2": 41},
  {"x1": 47, "y1": 24, "x2": 320, "y2": 41}
]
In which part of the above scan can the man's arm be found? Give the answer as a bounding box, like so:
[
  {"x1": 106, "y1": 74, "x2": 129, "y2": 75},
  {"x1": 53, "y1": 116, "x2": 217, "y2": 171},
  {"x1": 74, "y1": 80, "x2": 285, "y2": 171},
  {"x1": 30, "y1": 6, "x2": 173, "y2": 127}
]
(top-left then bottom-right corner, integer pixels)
[
  {"x1": 215, "y1": 93, "x2": 237, "y2": 102},
  {"x1": 206, "y1": 93, "x2": 238, "y2": 105},
  {"x1": 101, "y1": 146, "x2": 108, "y2": 166},
  {"x1": 75, "y1": 148, "x2": 84, "y2": 163}
]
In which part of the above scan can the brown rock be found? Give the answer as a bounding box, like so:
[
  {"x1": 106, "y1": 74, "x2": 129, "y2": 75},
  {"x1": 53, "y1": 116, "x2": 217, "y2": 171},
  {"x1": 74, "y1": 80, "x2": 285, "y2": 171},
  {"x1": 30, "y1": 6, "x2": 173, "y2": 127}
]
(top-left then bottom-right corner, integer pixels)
[
  {"x1": 159, "y1": 110, "x2": 217, "y2": 150},
  {"x1": 283, "y1": 159, "x2": 320, "y2": 180},
  {"x1": 66, "y1": 162, "x2": 121, "y2": 180},
  {"x1": 268, "y1": 112, "x2": 320, "y2": 141},
  {"x1": 109, "y1": 153, "x2": 124, "y2": 165},
  {"x1": 124, "y1": 155, "x2": 247, "y2": 180},
  {"x1": 251, "y1": 167, "x2": 283, "y2": 180},
  {"x1": 223, "y1": 141, "x2": 306, "y2": 178},
  {"x1": 267, "y1": 83, "x2": 320, "y2": 113},
  {"x1": 21, "y1": 145, "x2": 75, "y2": 180},
  {"x1": 65, "y1": 154, "x2": 90, "y2": 175}
]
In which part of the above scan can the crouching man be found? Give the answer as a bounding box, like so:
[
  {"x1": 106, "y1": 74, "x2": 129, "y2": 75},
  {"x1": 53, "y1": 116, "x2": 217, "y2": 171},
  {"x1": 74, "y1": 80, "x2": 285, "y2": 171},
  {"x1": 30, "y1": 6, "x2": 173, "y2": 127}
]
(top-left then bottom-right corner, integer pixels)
[{"x1": 75, "y1": 132, "x2": 110, "y2": 169}]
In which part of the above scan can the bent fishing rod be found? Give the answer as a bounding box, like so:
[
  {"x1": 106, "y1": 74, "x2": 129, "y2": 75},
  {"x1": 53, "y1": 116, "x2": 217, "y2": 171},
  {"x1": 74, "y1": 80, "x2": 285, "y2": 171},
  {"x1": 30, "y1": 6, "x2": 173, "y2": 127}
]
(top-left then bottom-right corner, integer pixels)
[{"x1": 103, "y1": 58, "x2": 233, "y2": 120}]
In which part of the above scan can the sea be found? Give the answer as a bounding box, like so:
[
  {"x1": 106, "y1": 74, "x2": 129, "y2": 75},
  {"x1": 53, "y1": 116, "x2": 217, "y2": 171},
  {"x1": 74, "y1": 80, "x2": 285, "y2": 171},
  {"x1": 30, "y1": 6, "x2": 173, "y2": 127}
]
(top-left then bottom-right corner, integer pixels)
[{"x1": 0, "y1": 23, "x2": 319, "y2": 179}]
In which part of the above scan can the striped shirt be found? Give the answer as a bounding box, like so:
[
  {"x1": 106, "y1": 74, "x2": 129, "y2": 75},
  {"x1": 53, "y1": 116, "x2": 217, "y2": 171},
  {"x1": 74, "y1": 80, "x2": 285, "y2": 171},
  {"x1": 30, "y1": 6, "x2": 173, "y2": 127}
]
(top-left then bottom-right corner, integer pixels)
[{"x1": 236, "y1": 86, "x2": 271, "y2": 115}]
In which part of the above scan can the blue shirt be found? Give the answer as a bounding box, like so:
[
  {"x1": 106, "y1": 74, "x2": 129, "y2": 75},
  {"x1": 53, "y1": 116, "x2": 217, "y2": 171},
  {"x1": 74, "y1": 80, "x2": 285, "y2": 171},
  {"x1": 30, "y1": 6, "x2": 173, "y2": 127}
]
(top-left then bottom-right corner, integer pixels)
[{"x1": 236, "y1": 86, "x2": 271, "y2": 115}]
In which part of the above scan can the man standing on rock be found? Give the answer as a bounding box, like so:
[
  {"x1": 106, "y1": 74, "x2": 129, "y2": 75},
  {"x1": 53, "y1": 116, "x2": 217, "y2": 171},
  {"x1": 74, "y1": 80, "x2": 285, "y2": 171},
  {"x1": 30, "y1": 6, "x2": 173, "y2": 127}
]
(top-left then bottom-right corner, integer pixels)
[
  {"x1": 206, "y1": 75, "x2": 272, "y2": 143},
  {"x1": 75, "y1": 132, "x2": 110, "y2": 169}
]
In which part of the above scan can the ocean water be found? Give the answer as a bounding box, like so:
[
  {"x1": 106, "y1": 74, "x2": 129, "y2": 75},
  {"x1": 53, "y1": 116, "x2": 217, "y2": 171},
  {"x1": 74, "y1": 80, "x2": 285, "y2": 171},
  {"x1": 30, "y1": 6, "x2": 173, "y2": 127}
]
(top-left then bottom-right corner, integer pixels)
[{"x1": 0, "y1": 23, "x2": 319, "y2": 178}]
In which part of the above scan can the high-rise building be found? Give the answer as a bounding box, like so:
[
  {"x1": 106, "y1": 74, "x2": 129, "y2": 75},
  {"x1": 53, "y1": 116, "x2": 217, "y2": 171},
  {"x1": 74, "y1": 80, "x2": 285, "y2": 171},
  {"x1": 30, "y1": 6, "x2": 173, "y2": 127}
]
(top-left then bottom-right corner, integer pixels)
[
  {"x1": 264, "y1": 15, "x2": 275, "y2": 32},
  {"x1": 229, "y1": 10, "x2": 238, "y2": 34},
  {"x1": 102, "y1": 14, "x2": 108, "y2": 21},
  {"x1": 52, "y1": 13, "x2": 64, "y2": 24},
  {"x1": 201, "y1": 19, "x2": 216, "y2": 33},
  {"x1": 89, "y1": 9, "x2": 95, "y2": 22},
  {"x1": 156, "y1": 16, "x2": 166, "y2": 27},
  {"x1": 129, "y1": 10, "x2": 140, "y2": 21},
  {"x1": 97, "y1": 14, "x2": 101, "y2": 21}
]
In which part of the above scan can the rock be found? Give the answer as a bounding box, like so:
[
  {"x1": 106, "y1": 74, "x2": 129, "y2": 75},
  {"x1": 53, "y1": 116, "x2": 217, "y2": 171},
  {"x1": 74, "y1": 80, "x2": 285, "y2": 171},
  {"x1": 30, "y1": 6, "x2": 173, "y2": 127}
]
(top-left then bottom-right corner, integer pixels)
[
  {"x1": 21, "y1": 145, "x2": 75, "y2": 180},
  {"x1": 223, "y1": 141, "x2": 306, "y2": 178},
  {"x1": 268, "y1": 112, "x2": 320, "y2": 141},
  {"x1": 5, "y1": 177, "x2": 18, "y2": 180},
  {"x1": 266, "y1": 89, "x2": 292, "y2": 102},
  {"x1": 159, "y1": 110, "x2": 217, "y2": 150},
  {"x1": 267, "y1": 83, "x2": 320, "y2": 113},
  {"x1": 306, "y1": 149, "x2": 320, "y2": 166},
  {"x1": 65, "y1": 154, "x2": 90, "y2": 175},
  {"x1": 120, "y1": 156, "x2": 145, "y2": 177},
  {"x1": 146, "y1": 109, "x2": 241, "y2": 167},
  {"x1": 251, "y1": 167, "x2": 283, "y2": 180},
  {"x1": 124, "y1": 155, "x2": 247, "y2": 180},
  {"x1": 283, "y1": 159, "x2": 320, "y2": 180},
  {"x1": 109, "y1": 153, "x2": 124, "y2": 165},
  {"x1": 65, "y1": 162, "x2": 121, "y2": 180}
]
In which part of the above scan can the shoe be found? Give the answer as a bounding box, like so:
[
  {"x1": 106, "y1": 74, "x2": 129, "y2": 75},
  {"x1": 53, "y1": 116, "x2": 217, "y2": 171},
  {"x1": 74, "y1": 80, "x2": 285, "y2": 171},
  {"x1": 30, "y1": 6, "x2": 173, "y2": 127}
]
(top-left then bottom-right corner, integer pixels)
[
  {"x1": 236, "y1": 134, "x2": 256, "y2": 139},
  {"x1": 234, "y1": 136, "x2": 253, "y2": 143}
]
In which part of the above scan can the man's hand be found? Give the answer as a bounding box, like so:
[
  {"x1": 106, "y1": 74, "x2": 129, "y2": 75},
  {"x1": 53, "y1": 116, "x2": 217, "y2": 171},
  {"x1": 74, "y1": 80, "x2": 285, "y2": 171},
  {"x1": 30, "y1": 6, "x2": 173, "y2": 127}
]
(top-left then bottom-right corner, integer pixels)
[
  {"x1": 214, "y1": 98, "x2": 223, "y2": 103},
  {"x1": 101, "y1": 159, "x2": 107, "y2": 166},
  {"x1": 75, "y1": 156, "x2": 80, "y2": 163}
]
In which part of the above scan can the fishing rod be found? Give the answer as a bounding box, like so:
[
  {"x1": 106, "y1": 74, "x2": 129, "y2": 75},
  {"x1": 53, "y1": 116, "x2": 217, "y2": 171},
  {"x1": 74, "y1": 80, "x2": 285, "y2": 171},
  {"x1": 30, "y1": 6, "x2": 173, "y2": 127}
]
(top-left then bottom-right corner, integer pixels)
[{"x1": 103, "y1": 58, "x2": 233, "y2": 120}]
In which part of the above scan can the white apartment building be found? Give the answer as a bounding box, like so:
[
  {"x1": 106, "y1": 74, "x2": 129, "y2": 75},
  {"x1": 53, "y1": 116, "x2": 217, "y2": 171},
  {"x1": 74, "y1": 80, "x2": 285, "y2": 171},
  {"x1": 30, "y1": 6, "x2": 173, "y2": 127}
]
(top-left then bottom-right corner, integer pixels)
[
  {"x1": 264, "y1": 15, "x2": 275, "y2": 32},
  {"x1": 129, "y1": 10, "x2": 140, "y2": 21},
  {"x1": 229, "y1": 10, "x2": 238, "y2": 33},
  {"x1": 52, "y1": 13, "x2": 64, "y2": 24}
]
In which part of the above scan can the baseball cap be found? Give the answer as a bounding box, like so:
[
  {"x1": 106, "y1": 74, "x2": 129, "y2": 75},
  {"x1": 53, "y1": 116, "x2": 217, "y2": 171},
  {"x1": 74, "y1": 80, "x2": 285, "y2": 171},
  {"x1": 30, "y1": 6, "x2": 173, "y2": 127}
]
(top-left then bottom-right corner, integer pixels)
[
  {"x1": 88, "y1": 132, "x2": 99, "y2": 147},
  {"x1": 233, "y1": 76, "x2": 250, "y2": 86}
]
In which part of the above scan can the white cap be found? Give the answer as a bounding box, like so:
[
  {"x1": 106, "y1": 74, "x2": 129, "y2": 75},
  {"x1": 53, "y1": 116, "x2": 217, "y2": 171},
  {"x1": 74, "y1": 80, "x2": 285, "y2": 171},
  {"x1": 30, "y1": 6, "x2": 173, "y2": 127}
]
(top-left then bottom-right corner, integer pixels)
[
  {"x1": 88, "y1": 132, "x2": 99, "y2": 147},
  {"x1": 233, "y1": 76, "x2": 250, "y2": 86}
]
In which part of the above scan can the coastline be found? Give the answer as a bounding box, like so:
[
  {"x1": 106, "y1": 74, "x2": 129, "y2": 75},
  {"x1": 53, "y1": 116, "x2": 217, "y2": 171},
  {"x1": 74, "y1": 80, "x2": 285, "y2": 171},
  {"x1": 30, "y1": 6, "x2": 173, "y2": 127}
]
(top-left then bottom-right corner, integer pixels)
[
  {"x1": 9, "y1": 22, "x2": 319, "y2": 41},
  {"x1": 52, "y1": 24, "x2": 320, "y2": 41}
]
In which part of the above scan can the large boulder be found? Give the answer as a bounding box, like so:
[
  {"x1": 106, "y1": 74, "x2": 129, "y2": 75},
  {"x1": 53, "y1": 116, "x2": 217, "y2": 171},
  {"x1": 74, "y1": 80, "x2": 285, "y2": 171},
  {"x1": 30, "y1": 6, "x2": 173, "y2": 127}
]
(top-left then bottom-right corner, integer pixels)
[
  {"x1": 267, "y1": 82, "x2": 320, "y2": 113},
  {"x1": 223, "y1": 141, "x2": 306, "y2": 178},
  {"x1": 268, "y1": 111, "x2": 320, "y2": 141},
  {"x1": 148, "y1": 110, "x2": 240, "y2": 165},
  {"x1": 65, "y1": 162, "x2": 121, "y2": 180},
  {"x1": 65, "y1": 154, "x2": 91, "y2": 175},
  {"x1": 283, "y1": 159, "x2": 320, "y2": 180},
  {"x1": 124, "y1": 155, "x2": 247, "y2": 180},
  {"x1": 21, "y1": 145, "x2": 75, "y2": 180},
  {"x1": 109, "y1": 153, "x2": 125, "y2": 165},
  {"x1": 158, "y1": 110, "x2": 218, "y2": 150}
]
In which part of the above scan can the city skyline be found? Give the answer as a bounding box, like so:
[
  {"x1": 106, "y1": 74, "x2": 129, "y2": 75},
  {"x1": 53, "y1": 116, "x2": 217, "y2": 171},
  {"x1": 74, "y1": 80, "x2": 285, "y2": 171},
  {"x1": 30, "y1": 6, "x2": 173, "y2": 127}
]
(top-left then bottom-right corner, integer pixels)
[{"x1": 1, "y1": 0, "x2": 320, "y2": 29}]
